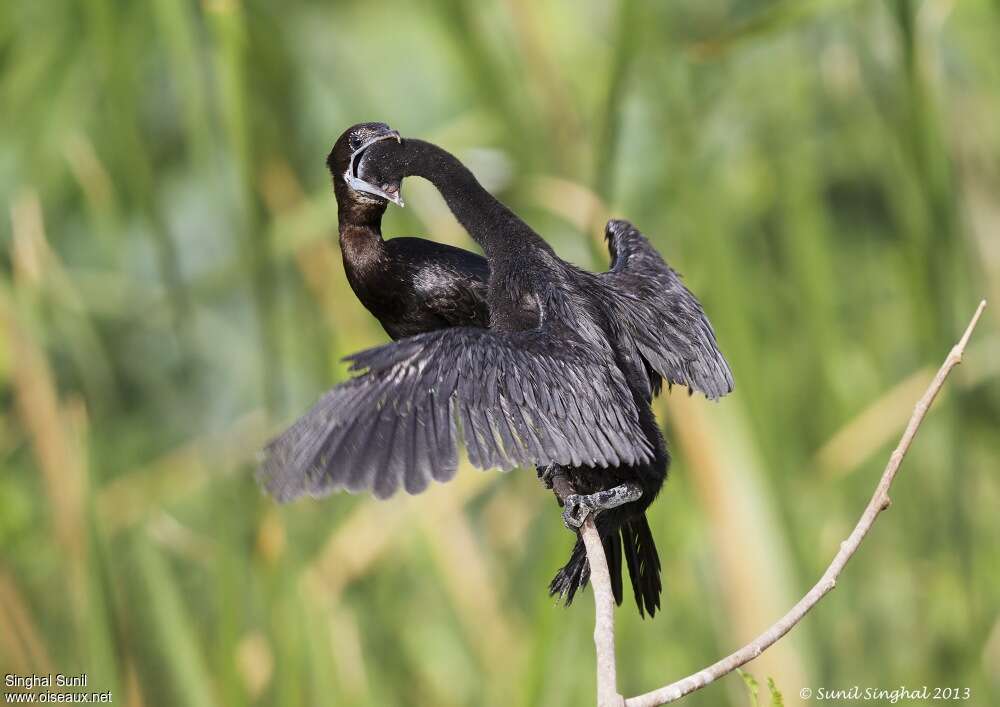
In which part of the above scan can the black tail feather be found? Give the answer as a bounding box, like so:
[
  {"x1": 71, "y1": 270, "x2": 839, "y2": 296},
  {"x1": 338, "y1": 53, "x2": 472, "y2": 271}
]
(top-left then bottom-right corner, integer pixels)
[
  {"x1": 548, "y1": 536, "x2": 589, "y2": 605},
  {"x1": 622, "y1": 515, "x2": 662, "y2": 617},
  {"x1": 604, "y1": 530, "x2": 624, "y2": 606},
  {"x1": 548, "y1": 514, "x2": 661, "y2": 618}
]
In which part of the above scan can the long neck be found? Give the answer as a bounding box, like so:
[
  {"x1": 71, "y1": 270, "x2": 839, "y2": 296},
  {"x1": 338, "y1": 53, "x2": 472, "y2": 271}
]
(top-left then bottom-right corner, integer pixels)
[
  {"x1": 335, "y1": 183, "x2": 386, "y2": 268},
  {"x1": 336, "y1": 180, "x2": 386, "y2": 233},
  {"x1": 401, "y1": 140, "x2": 549, "y2": 260}
]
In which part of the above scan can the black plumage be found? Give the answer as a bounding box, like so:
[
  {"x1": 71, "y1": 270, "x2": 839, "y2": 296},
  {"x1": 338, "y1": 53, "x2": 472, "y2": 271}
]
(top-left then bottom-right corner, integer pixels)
[
  {"x1": 262, "y1": 132, "x2": 733, "y2": 618},
  {"x1": 327, "y1": 123, "x2": 491, "y2": 338}
]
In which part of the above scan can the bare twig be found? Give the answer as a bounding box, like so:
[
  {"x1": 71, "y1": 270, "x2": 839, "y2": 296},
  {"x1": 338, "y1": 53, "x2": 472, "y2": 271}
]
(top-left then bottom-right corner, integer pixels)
[
  {"x1": 581, "y1": 516, "x2": 625, "y2": 707},
  {"x1": 578, "y1": 300, "x2": 987, "y2": 707},
  {"x1": 549, "y1": 472, "x2": 576, "y2": 507},
  {"x1": 548, "y1": 473, "x2": 623, "y2": 706}
]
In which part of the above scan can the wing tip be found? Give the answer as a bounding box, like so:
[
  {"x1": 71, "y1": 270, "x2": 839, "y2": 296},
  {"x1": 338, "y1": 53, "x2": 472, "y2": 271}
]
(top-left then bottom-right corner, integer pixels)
[
  {"x1": 707, "y1": 359, "x2": 736, "y2": 400},
  {"x1": 256, "y1": 434, "x2": 346, "y2": 503},
  {"x1": 604, "y1": 218, "x2": 636, "y2": 239},
  {"x1": 256, "y1": 454, "x2": 305, "y2": 504}
]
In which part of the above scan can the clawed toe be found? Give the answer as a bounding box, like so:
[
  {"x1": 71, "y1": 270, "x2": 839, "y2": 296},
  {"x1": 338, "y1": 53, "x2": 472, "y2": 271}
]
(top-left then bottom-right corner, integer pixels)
[
  {"x1": 562, "y1": 494, "x2": 592, "y2": 529},
  {"x1": 538, "y1": 464, "x2": 556, "y2": 489},
  {"x1": 559, "y1": 483, "x2": 644, "y2": 529}
]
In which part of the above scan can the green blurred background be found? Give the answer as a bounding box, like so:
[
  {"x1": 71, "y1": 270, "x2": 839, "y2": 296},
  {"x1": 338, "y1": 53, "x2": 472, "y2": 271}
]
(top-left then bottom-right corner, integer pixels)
[{"x1": 1, "y1": 0, "x2": 998, "y2": 705}]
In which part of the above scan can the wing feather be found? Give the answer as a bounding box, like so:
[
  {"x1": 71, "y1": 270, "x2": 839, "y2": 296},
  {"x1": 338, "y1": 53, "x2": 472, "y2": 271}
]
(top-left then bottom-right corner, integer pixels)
[
  {"x1": 432, "y1": 396, "x2": 459, "y2": 482},
  {"x1": 403, "y1": 403, "x2": 432, "y2": 494},
  {"x1": 372, "y1": 405, "x2": 404, "y2": 499},
  {"x1": 259, "y1": 326, "x2": 652, "y2": 501},
  {"x1": 599, "y1": 219, "x2": 734, "y2": 400}
]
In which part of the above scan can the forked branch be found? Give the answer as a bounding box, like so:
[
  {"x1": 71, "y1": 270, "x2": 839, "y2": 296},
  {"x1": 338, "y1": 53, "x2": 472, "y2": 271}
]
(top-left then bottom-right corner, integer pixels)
[{"x1": 578, "y1": 300, "x2": 987, "y2": 707}]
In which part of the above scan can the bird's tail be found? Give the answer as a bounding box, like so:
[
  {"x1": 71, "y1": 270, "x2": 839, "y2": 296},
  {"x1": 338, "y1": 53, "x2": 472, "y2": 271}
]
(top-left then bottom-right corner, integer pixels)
[
  {"x1": 621, "y1": 515, "x2": 662, "y2": 617},
  {"x1": 548, "y1": 514, "x2": 661, "y2": 618}
]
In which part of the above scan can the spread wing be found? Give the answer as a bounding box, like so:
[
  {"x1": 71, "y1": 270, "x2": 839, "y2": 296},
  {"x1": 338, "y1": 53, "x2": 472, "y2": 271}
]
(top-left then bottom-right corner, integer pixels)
[
  {"x1": 259, "y1": 327, "x2": 654, "y2": 501},
  {"x1": 598, "y1": 219, "x2": 734, "y2": 400}
]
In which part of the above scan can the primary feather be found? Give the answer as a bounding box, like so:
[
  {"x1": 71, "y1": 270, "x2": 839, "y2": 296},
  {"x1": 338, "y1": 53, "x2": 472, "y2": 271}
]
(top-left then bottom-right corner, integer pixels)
[
  {"x1": 260, "y1": 323, "x2": 654, "y2": 501},
  {"x1": 597, "y1": 219, "x2": 734, "y2": 400}
]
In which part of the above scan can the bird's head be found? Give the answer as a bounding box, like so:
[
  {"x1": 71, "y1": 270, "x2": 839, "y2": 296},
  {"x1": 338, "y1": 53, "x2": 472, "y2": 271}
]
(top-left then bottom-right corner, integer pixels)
[{"x1": 327, "y1": 122, "x2": 405, "y2": 209}]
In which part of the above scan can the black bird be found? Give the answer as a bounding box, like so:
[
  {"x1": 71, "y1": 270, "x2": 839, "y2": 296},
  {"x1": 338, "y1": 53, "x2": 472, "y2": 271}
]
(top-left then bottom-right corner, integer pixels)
[
  {"x1": 327, "y1": 122, "x2": 491, "y2": 338},
  {"x1": 263, "y1": 134, "x2": 733, "y2": 617},
  {"x1": 329, "y1": 124, "x2": 660, "y2": 611}
]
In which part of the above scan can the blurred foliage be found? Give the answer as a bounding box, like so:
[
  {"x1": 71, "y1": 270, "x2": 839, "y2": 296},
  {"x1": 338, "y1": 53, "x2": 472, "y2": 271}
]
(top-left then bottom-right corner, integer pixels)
[{"x1": 1, "y1": 0, "x2": 999, "y2": 706}]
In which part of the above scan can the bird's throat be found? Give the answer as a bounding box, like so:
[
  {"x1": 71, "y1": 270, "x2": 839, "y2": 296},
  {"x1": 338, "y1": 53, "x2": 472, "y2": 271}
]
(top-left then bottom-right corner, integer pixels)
[{"x1": 339, "y1": 222, "x2": 387, "y2": 275}]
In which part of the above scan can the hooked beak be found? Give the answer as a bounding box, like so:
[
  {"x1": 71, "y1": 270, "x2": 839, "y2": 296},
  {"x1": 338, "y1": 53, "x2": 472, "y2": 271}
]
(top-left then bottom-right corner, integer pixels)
[{"x1": 343, "y1": 130, "x2": 405, "y2": 207}]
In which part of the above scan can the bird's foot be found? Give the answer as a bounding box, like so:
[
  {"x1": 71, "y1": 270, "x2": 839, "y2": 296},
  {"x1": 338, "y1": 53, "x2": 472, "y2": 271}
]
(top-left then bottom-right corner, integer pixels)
[
  {"x1": 561, "y1": 483, "x2": 643, "y2": 529},
  {"x1": 561, "y1": 494, "x2": 595, "y2": 529}
]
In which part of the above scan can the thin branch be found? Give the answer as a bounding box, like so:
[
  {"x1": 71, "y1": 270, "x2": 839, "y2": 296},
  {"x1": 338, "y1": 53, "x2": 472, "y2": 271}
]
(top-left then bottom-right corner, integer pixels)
[
  {"x1": 581, "y1": 516, "x2": 625, "y2": 707},
  {"x1": 549, "y1": 475, "x2": 624, "y2": 707},
  {"x1": 579, "y1": 300, "x2": 987, "y2": 707}
]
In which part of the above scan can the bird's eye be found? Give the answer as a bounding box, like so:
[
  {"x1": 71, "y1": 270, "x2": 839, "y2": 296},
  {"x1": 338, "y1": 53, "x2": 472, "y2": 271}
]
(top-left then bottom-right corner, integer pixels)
[{"x1": 349, "y1": 135, "x2": 362, "y2": 150}]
